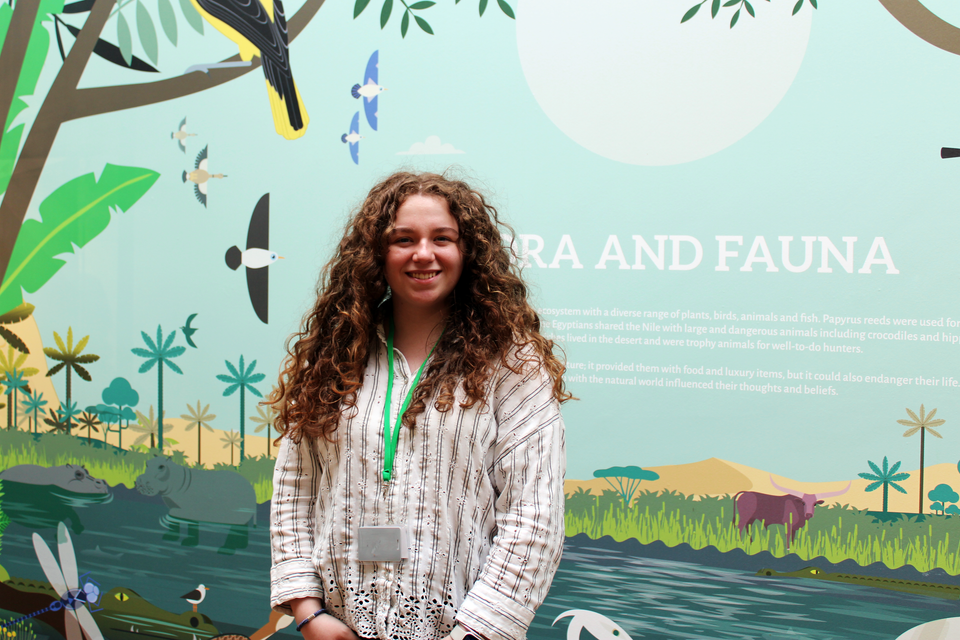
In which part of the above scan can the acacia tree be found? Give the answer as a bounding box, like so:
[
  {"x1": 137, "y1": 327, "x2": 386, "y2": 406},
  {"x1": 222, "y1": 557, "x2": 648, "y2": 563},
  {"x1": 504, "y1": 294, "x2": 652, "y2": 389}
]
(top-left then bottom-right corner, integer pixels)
[{"x1": 593, "y1": 465, "x2": 660, "y2": 506}]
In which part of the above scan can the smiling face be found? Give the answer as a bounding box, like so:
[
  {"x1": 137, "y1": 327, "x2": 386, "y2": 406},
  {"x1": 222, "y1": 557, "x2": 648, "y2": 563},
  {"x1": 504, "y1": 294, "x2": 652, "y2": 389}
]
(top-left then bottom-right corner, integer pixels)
[{"x1": 384, "y1": 194, "x2": 464, "y2": 320}]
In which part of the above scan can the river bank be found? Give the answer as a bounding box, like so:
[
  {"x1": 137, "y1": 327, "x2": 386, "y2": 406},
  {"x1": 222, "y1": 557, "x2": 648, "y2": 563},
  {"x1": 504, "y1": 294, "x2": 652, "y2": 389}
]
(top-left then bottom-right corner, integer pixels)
[{"x1": 566, "y1": 533, "x2": 960, "y2": 588}]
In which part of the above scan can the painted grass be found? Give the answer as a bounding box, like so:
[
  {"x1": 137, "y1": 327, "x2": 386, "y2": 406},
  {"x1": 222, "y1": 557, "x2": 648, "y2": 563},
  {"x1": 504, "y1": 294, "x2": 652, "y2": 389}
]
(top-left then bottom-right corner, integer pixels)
[
  {"x1": 566, "y1": 490, "x2": 960, "y2": 575},
  {"x1": 0, "y1": 430, "x2": 276, "y2": 501}
]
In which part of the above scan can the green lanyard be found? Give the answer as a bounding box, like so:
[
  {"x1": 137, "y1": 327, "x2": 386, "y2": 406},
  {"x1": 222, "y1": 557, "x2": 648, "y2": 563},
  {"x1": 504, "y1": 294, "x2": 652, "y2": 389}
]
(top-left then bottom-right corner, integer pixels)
[{"x1": 382, "y1": 321, "x2": 442, "y2": 482}]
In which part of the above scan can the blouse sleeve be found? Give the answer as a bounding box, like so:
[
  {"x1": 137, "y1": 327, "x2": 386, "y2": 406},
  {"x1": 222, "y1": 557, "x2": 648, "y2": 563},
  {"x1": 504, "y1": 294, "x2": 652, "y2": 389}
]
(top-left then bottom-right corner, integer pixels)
[
  {"x1": 270, "y1": 434, "x2": 326, "y2": 614},
  {"x1": 456, "y1": 354, "x2": 566, "y2": 640}
]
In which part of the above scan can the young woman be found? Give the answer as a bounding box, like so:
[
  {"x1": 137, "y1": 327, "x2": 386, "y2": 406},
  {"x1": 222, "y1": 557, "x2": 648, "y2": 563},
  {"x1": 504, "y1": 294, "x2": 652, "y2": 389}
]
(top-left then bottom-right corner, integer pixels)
[{"x1": 269, "y1": 172, "x2": 570, "y2": 640}]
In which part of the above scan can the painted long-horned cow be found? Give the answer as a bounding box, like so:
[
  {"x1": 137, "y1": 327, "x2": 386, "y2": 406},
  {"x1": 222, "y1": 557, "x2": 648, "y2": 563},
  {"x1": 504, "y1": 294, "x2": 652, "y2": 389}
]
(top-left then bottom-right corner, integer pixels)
[{"x1": 733, "y1": 476, "x2": 851, "y2": 546}]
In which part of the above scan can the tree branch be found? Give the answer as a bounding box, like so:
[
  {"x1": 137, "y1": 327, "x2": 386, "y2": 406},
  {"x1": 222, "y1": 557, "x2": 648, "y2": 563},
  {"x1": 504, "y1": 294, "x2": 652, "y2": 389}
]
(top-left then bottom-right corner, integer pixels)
[
  {"x1": 69, "y1": 0, "x2": 326, "y2": 120},
  {"x1": 0, "y1": 0, "x2": 113, "y2": 292},
  {"x1": 0, "y1": 0, "x2": 325, "y2": 297},
  {"x1": 0, "y1": 0, "x2": 42, "y2": 147},
  {"x1": 877, "y1": 0, "x2": 960, "y2": 56}
]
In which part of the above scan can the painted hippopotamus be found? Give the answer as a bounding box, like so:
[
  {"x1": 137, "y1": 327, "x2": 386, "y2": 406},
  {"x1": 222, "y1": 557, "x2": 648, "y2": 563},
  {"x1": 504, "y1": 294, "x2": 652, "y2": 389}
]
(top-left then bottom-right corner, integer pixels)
[
  {"x1": 0, "y1": 464, "x2": 110, "y2": 493},
  {"x1": 135, "y1": 457, "x2": 257, "y2": 554},
  {"x1": 0, "y1": 464, "x2": 111, "y2": 533}
]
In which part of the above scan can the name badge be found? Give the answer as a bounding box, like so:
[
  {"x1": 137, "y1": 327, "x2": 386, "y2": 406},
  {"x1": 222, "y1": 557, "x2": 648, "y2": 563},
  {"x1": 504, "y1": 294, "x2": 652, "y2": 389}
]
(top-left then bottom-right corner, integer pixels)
[{"x1": 358, "y1": 525, "x2": 409, "y2": 562}]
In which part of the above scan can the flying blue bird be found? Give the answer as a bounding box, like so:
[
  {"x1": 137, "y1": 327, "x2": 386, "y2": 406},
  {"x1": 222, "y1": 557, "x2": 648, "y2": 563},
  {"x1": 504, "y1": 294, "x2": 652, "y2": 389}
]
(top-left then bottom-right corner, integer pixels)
[
  {"x1": 225, "y1": 193, "x2": 282, "y2": 324},
  {"x1": 351, "y1": 50, "x2": 383, "y2": 131},
  {"x1": 341, "y1": 111, "x2": 362, "y2": 165},
  {"x1": 180, "y1": 313, "x2": 199, "y2": 348}
]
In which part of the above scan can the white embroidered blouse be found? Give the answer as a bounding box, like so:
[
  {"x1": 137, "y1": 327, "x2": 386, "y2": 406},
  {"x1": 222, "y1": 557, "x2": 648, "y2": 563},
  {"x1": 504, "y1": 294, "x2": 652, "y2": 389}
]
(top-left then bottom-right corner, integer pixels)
[{"x1": 269, "y1": 335, "x2": 565, "y2": 640}]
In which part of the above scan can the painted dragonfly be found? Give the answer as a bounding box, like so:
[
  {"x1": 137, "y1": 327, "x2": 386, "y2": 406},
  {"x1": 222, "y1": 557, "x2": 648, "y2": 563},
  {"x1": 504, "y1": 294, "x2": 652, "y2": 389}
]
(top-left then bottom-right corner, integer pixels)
[{"x1": 0, "y1": 522, "x2": 104, "y2": 640}]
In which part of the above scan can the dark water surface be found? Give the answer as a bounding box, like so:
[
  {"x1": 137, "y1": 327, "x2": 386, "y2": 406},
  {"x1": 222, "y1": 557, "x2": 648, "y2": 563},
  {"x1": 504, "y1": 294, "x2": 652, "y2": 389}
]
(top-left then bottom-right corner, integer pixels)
[
  {"x1": 532, "y1": 539, "x2": 959, "y2": 639},
  {"x1": 1, "y1": 490, "x2": 956, "y2": 640}
]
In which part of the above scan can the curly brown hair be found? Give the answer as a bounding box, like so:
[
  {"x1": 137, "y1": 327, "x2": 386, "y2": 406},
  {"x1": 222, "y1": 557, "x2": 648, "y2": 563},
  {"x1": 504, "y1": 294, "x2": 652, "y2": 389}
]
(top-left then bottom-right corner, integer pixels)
[{"x1": 271, "y1": 171, "x2": 572, "y2": 442}]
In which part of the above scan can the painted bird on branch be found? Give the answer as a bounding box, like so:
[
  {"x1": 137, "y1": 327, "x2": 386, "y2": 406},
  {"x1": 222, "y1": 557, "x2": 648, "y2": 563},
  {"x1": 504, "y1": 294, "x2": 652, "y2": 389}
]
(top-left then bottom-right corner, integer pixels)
[{"x1": 187, "y1": 0, "x2": 309, "y2": 140}]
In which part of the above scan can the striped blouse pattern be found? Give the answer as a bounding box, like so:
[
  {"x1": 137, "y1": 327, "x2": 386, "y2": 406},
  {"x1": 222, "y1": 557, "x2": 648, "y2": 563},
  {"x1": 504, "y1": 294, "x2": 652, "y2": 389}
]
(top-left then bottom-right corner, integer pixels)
[{"x1": 270, "y1": 337, "x2": 565, "y2": 640}]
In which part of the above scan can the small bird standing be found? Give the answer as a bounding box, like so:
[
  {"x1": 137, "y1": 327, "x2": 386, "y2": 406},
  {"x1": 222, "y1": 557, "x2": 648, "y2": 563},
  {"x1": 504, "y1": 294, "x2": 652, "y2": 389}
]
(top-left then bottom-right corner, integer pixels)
[
  {"x1": 183, "y1": 145, "x2": 226, "y2": 208},
  {"x1": 341, "y1": 111, "x2": 362, "y2": 165},
  {"x1": 171, "y1": 117, "x2": 197, "y2": 153},
  {"x1": 351, "y1": 50, "x2": 383, "y2": 131},
  {"x1": 180, "y1": 313, "x2": 199, "y2": 348},
  {"x1": 180, "y1": 584, "x2": 210, "y2": 613},
  {"x1": 187, "y1": 0, "x2": 309, "y2": 140}
]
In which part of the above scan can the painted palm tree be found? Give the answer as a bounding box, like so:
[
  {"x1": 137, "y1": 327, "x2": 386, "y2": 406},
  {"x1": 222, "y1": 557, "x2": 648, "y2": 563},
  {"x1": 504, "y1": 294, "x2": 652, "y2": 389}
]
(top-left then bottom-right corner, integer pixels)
[
  {"x1": 19, "y1": 390, "x2": 46, "y2": 434},
  {"x1": 898, "y1": 404, "x2": 946, "y2": 514},
  {"x1": 182, "y1": 401, "x2": 216, "y2": 466},
  {"x1": 858, "y1": 457, "x2": 910, "y2": 512},
  {"x1": 43, "y1": 406, "x2": 70, "y2": 433},
  {"x1": 131, "y1": 405, "x2": 176, "y2": 451},
  {"x1": 216, "y1": 355, "x2": 265, "y2": 463},
  {"x1": 1, "y1": 369, "x2": 28, "y2": 429},
  {"x1": 250, "y1": 403, "x2": 278, "y2": 457},
  {"x1": 0, "y1": 302, "x2": 34, "y2": 354},
  {"x1": 0, "y1": 346, "x2": 37, "y2": 428},
  {"x1": 131, "y1": 326, "x2": 185, "y2": 451},
  {"x1": 76, "y1": 411, "x2": 102, "y2": 443},
  {"x1": 220, "y1": 429, "x2": 242, "y2": 466},
  {"x1": 43, "y1": 328, "x2": 99, "y2": 434}
]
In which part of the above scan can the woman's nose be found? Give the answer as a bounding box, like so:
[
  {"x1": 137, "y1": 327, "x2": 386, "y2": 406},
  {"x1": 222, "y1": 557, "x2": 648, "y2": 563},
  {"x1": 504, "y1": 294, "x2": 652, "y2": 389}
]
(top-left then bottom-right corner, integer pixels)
[{"x1": 413, "y1": 240, "x2": 434, "y2": 261}]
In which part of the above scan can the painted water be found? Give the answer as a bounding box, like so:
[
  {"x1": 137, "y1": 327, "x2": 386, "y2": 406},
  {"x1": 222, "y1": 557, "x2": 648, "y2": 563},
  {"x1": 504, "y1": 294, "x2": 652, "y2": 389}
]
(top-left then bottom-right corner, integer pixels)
[{"x1": 1, "y1": 490, "x2": 956, "y2": 640}]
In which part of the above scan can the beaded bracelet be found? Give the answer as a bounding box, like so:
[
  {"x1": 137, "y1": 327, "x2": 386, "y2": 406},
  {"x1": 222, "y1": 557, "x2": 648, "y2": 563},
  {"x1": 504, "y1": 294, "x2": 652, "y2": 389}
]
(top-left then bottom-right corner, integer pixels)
[{"x1": 295, "y1": 608, "x2": 328, "y2": 632}]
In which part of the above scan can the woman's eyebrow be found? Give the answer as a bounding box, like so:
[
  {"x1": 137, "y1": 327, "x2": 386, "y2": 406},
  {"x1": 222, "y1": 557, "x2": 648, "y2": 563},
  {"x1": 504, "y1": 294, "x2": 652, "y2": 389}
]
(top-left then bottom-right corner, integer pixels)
[{"x1": 392, "y1": 226, "x2": 459, "y2": 234}]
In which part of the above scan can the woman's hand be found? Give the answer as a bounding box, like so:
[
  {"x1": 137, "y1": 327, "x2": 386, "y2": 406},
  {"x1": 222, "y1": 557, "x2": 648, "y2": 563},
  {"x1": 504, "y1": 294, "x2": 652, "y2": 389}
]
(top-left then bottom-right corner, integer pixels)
[
  {"x1": 289, "y1": 598, "x2": 360, "y2": 640},
  {"x1": 299, "y1": 614, "x2": 361, "y2": 640}
]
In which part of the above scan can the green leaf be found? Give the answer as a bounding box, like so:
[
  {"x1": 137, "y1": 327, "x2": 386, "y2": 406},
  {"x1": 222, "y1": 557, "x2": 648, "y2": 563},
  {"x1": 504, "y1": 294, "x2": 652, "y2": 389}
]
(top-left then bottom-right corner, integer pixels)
[
  {"x1": 400, "y1": 9, "x2": 409, "y2": 36},
  {"x1": 809, "y1": 0, "x2": 817, "y2": 8},
  {"x1": 117, "y1": 11, "x2": 133, "y2": 65},
  {"x1": 380, "y1": 0, "x2": 393, "y2": 28},
  {"x1": 0, "y1": 2, "x2": 61, "y2": 197},
  {"x1": 0, "y1": 165, "x2": 160, "y2": 315},
  {"x1": 711, "y1": 0, "x2": 720, "y2": 18},
  {"x1": 157, "y1": 0, "x2": 177, "y2": 45},
  {"x1": 136, "y1": 1, "x2": 158, "y2": 65},
  {"x1": 730, "y1": 7, "x2": 739, "y2": 26},
  {"x1": 722, "y1": 0, "x2": 738, "y2": 6},
  {"x1": 354, "y1": 0, "x2": 372, "y2": 17},
  {"x1": 681, "y1": 3, "x2": 700, "y2": 23},
  {"x1": 409, "y1": 1, "x2": 435, "y2": 8},
  {"x1": 479, "y1": 0, "x2": 487, "y2": 16},
  {"x1": 178, "y1": 0, "x2": 203, "y2": 34},
  {"x1": 496, "y1": 0, "x2": 514, "y2": 18},
  {"x1": 792, "y1": 0, "x2": 803, "y2": 14},
  {"x1": 744, "y1": 1, "x2": 754, "y2": 17},
  {"x1": 414, "y1": 15, "x2": 433, "y2": 34}
]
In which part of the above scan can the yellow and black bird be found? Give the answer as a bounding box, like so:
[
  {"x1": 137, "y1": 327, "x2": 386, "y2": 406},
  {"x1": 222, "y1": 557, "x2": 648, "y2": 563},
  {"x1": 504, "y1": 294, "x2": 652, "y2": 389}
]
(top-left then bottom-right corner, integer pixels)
[{"x1": 188, "y1": 0, "x2": 309, "y2": 140}]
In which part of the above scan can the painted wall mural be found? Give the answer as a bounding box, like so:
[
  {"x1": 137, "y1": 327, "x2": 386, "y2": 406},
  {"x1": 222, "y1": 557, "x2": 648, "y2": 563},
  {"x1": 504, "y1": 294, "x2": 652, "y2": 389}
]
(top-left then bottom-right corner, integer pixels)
[{"x1": 3, "y1": 0, "x2": 960, "y2": 638}]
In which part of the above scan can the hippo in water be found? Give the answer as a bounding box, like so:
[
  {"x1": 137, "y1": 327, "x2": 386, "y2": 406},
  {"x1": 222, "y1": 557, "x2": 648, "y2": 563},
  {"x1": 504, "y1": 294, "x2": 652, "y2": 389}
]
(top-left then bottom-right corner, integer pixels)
[
  {"x1": 135, "y1": 457, "x2": 256, "y2": 554},
  {"x1": 0, "y1": 464, "x2": 109, "y2": 493},
  {"x1": 0, "y1": 464, "x2": 111, "y2": 533}
]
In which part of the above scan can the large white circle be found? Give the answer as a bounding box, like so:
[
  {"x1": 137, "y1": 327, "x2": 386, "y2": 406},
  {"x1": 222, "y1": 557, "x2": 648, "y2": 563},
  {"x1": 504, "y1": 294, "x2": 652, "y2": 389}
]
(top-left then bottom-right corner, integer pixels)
[{"x1": 516, "y1": 0, "x2": 812, "y2": 166}]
